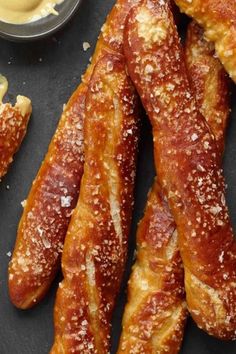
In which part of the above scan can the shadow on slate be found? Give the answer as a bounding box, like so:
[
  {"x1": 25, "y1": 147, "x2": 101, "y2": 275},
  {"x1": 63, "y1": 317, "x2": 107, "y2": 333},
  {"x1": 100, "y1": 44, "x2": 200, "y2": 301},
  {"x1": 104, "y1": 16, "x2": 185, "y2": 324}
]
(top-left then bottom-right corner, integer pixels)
[{"x1": 0, "y1": 1, "x2": 236, "y2": 353}]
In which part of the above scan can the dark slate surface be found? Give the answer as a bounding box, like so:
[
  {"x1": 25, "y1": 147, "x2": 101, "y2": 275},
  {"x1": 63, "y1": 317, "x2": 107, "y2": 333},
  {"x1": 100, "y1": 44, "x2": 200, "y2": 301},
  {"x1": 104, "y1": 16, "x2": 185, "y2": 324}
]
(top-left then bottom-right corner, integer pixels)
[{"x1": 0, "y1": 1, "x2": 235, "y2": 353}]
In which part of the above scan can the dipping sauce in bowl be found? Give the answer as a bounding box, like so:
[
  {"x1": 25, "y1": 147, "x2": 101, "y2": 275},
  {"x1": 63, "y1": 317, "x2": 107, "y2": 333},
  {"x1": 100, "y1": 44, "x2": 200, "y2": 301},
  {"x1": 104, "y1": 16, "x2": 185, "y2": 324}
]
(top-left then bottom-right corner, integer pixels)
[
  {"x1": 0, "y1": 0, "x2": 65, "y2": 24},
  {"x1": 0, "y1": 0, "x2": 82, "y2": 41},
  {"x1": 0, "y1": 75, "x2": 8, "y2": 103}
]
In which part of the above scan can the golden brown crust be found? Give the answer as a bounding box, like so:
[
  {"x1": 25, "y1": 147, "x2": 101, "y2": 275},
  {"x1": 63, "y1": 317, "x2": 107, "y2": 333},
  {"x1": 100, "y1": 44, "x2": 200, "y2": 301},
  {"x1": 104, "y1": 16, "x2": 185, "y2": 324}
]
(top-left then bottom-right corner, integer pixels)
[
  {"x1": 8, "y1": 0, "x2": 140, "y2": 310},
  {"x1": 51, "y1": 53, "x2": 140, "y2": 354},
  {"x1": 0, "y1": 96, "x2": 31, "y2": 179},
  {"x1": 9, "y1": 87, "x2": 85, "y2": 309},
  {"x1": 174, "y1": 0, "x2": 236, "y2": 82},
  {"x1": 118, "y1": 182, "x2": 187, "y2": 354},
  {"x1": 185, "y1": 21, "x2": 230, "y2": 156},
  {"x1": 118, "y1": 17, "x2": 230, "y2": 353},
  {"x1": 124, "y1": 0, "x2": 236, "y2": 340}
]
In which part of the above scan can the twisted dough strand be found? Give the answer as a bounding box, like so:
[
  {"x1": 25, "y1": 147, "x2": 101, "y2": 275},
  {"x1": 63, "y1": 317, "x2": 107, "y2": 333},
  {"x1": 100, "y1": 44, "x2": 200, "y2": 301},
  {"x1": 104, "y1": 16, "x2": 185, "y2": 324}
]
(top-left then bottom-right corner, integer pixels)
[
  {"x1": 118, "y1": 181, "x2": 187, "y2": 354},
  {"x1": 185, "y1": 21, "x2": 230, "y2": 156},
  {"x1": 9, "y1": 0, "x2": 140, "y2": 309},
  {"x1": 51, "y1": 53, "x2": 140, "y2": 354},
  {"x1": 118, "y1": 17, "x2": 230, "y2": 353},
  {"x1": 118, "y1": 13, "x2": 230, "y2": 353},
  {"x1": 124, "y1": 0, "x2": 236, "y2": 340},
  {"x1": 51, "y1": 2, "x2": 142, "y2": 352},
  {"x1": 174, "y1": 0, "x2": 236, "y2": 82}
]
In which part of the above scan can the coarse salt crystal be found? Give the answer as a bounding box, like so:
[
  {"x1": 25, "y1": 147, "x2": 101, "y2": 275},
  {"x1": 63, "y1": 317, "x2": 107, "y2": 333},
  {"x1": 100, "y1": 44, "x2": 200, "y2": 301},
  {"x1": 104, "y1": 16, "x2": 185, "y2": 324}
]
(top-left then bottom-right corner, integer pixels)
[
  {"x1": 21, "y1": 200, "x2": 27, "y2": 208},
  {"x1": 61, "y1": 196, "x2": 72, "y2": 208},
  {"x1": 209, "y1": 205, "x2": 222, "y2": 215},
  {"x1": 219, "y1": 251, "x2": 224, "y2": 263},
  {"x1": 191, "y1": 133, "x2": 198, "y2": 141},
  {"x1": 83, "y1": 42, "x2": 91, "y2": 51},
  {"x1": 144, "y1": 64, "x2": 154, "y2": 74}
]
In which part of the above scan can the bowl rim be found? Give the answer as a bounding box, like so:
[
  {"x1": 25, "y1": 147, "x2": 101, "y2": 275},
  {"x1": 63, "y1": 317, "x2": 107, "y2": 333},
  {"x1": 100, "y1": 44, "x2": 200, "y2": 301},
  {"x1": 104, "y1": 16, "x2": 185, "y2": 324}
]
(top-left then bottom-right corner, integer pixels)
[{"x1": 0, "y1": 0, "x2": 82, "y2": 42}]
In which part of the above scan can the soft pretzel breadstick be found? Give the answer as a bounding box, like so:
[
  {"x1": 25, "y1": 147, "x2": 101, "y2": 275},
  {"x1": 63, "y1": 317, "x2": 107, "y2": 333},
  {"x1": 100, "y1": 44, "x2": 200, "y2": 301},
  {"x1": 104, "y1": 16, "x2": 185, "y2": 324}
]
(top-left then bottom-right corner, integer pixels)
[
  {"x1": 9, "y1": 89, "x2": 85, "y2": 309},
  {"x1": 0, "y1": 95, "x2": 31, "y2": 179},
  {"x1": 118, "y1": 19, "x2": 230, "y2": 353},
  {"x1": 174, "y1": 0, "x2": 236, "y2": 83},
  {"x1": 124, "y1": 0, "x2": 236, "y2": 340},
  {"x1": 8, "y1": 0, "x2": 140, "y2": 309},
  {"x1": 51, "y1": 54, "x2": 140, "y2": 354}
]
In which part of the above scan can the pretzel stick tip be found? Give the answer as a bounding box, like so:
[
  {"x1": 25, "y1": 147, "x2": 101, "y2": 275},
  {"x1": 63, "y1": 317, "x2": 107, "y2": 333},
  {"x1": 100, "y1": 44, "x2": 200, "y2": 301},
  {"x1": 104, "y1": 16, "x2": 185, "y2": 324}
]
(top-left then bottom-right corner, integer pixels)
[{"x1": 0, "y1": 95, "x2": 31, "y2": 179}]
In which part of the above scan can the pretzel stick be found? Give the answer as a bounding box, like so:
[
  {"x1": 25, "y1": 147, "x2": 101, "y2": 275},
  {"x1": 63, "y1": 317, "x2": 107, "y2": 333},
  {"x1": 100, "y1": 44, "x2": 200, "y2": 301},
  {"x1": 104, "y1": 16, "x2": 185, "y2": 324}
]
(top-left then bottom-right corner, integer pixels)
[
  {"x1": 124, "y1": 0, "x2": 236, "y2": 340},
  {"x1": 174, "y1": 0, "x2": 236, "y2": 83},
  {"x1": 0, "y1": 95, "x2": 31, "y2": 179},
  {"x1": 9, "y1": 84, "x2": 85, "y2": 309},
  {"x1": 118, "y1": 18, "x2": 230, "y2": 353},
  {"x1": 8, "y1": 0, "x2": 140, "y2": 309},
  {"x1": 51, "y1": 53, "x2": 140, "y2": 353}
]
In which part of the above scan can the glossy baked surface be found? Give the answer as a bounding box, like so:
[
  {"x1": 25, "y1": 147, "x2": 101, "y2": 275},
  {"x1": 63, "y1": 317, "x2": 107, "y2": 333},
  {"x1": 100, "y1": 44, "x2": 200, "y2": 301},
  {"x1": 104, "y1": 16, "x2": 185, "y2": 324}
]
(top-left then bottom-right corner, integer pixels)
[{"x1": 0, "y1": 0, "x2": 236, "y2": 353}]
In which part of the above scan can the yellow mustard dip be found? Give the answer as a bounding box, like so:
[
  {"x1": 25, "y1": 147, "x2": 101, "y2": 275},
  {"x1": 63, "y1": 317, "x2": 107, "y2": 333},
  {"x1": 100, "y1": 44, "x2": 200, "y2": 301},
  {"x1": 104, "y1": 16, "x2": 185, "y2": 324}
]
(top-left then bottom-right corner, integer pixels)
[{"x1": 0, "y1": 0, "x2": 65, "y2": 24}]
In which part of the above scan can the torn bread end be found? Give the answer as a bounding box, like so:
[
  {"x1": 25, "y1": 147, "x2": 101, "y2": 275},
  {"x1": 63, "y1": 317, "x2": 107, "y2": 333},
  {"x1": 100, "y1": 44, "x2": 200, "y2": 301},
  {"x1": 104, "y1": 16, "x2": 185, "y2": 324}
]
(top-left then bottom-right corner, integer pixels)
[{"x1": 15, "y1": 95, "x2": 32, "y2": 117}]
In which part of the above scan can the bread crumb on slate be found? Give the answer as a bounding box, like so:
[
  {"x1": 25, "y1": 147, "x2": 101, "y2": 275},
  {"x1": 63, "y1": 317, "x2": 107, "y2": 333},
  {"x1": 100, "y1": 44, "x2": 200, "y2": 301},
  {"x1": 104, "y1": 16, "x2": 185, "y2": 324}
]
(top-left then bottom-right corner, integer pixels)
[{"x1": 83, "y1": 42, "x2": 91, "y2": 51}]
